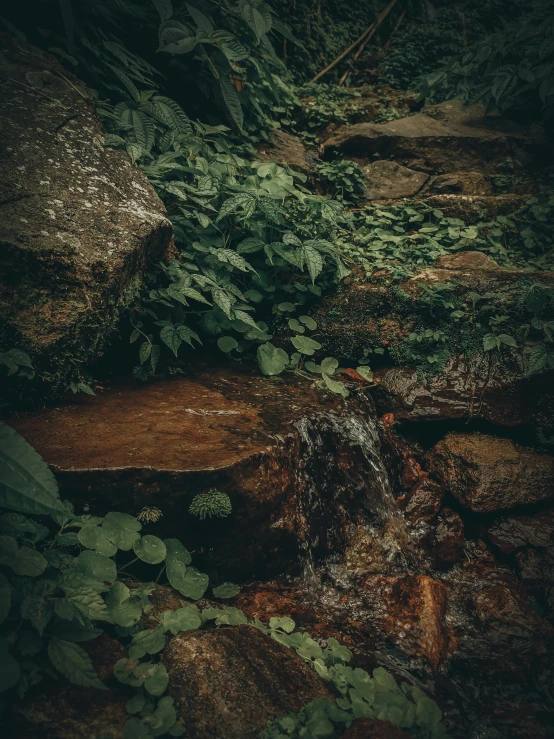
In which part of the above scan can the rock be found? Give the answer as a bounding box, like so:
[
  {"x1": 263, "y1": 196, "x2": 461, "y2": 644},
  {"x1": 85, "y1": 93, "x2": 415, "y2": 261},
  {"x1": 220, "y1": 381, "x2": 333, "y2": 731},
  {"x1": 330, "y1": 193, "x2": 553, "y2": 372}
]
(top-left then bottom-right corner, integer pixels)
[
  {"x1": 342, "y1": 717, "x2": 411, "y2": 739},
  {"x1": 257, "y1": 130, "x2": 317, "y2": 174},
  {"x1": 4, "y1": 365, "x2": 380, "y2": 578},
  {"x1": 435, "y1": 251, "x2": 500, "y2": 269},
  {"x1": 418, "y1": 193, "x2": 531, "y2": 221},
  {"x1": 403, "y1": 479, "x2": 444, "y2": 523},
  {"x1": 14, "y1": 636, "x2": 127, "y2": 738},
  {"x1": 427, "y1": 432, "x2": 554, "y2": 512},
  {"x1": 515, "y1": 547, "x2": 554, "y2": 618},
  {"x1": 323, "y1": 100, "x2": 539, "y2": 173},
  {"x1": 429, "y1": 171, "x2": 492, "y2": 195},
  {"x1": 361, "y1": 574, "x2": 455, "y2": 670},
  {"x1": 0, "y1": 35, "x2": 172, "y2": 401},
  {"x1": 432, "y1": 508, "x2": 464, "y2": 566},
  {"x1": 488, "y1": 510, "x2": 554, "y2": 554},
  {"x1": 363, "y1": 160, "x2": 428, "y2": 200},
  {"x1": 163, "y1": 625, "x2": 332, "y2": 739}
]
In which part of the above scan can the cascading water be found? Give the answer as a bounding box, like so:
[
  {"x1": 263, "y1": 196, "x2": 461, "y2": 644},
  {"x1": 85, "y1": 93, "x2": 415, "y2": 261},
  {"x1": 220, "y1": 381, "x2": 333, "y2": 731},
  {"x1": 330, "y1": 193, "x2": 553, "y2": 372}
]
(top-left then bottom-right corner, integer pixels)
[{"x1": 293, "y1": 407, "x2": 412, "y2": 582}]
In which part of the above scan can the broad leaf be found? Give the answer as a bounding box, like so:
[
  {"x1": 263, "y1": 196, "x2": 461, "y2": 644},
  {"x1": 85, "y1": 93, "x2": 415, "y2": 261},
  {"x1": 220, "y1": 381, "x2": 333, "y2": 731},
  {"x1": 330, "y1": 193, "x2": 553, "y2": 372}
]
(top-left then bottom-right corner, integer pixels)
[{"x1": 48, "y1": 638, "x2": 106, "y2": 689}]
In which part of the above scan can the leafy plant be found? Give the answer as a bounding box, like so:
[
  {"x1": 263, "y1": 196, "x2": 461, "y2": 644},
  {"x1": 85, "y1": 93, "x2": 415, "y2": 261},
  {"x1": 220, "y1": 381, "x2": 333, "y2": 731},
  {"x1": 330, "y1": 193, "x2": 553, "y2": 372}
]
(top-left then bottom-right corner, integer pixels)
[
  {"x1": 317, "y1": 160, "x2": 367, "y2": 205},
  {"x1": 189, "y1": 490, "x2": 232, "y2": 520}
]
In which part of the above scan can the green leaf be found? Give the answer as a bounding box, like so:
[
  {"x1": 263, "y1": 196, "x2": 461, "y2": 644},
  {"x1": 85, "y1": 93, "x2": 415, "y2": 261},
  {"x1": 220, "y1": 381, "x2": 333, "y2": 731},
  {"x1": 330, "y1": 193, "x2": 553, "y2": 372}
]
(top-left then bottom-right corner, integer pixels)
[
  {"x1": 144, "y1": 663, "x2": 169, "y2": 696},
  {"x1": 322, "y1": 373, "x2": 349, "y2": 398},
  {"x1": 0, "y1": 648, "x2": 20, "y2": 692},
  {"x1": 48, "y1": 638, "x2": 106, "y2": 689},
  {"x1": 160, "y1": 325, "x2": 182, "y2": 356},
  {"x1": 241, "y1": 2, "x2": 271, "y2": 39},
  {"x1": 126, "y1": 692, "x2": 146, "y2": 715},
  {"x1": 215, "y1": 606, "x2": 248, "y2": 625},
  {"x1": 291, "y1": 336, "x2": 322, "y2": 357},
  {"x1": 212, "y1": 582, "x2": 240, "y2": 599},
  {"x1": 499, "y1": 334, "x2": 517, "y2": 347},
  {"x1": 78, "y1": 525, "x2": 118, "y2": 557},
  {"x1": 269, "y1": 616, "x2": 295, "y2": 633},
  {"x1": 219, "y1": 75, "x2": 244, "y2": 132},
  {"x1": 172, "y1": 566, "x2": 208, "y2": 600},
  {"x1": 106, "y1": 581, "x2": 143, "y2": 628},
  {"x1": 76, "y1": 550, "x2": 117, "y2": 584},
  {"x1": 102, "y1": 512, "x2": 142, "y2": 551},
  {"x1": 129, "y1": 628, "x2": 167, "y2": 659},
  {"x1": 217, "y1": 336, "x2": 238, "y2": 353},
  {"x1": 0, "y1": 422, "x2": 68, "y2": 518},
  {"x1": 483, "y1": 334, "x2": 500, "y2": 351},
  {"x1": 301, "y1": 243, "x2": 324, "y2": 283},
  {"x1": 159, "y1": 606, "x2": 202, "y2": 635},
  {"x1": 257, "y1": 342, "x2": 289, "y2": 376},
  {"x1": 299, "y1": 316, "x2": 317, "y2": 330},
  {"x1": 187, "y1": 3, "x2": 213, "y2": 35},
  {"x1": 133, "y1": 535, "x2": 167, "y2": 565},
  {"x1": 152, "y1": 0, "x2": 173, "y2": 21},
  {"x1": 164, "y1": 538, "x2": 192, "y2": 566}
]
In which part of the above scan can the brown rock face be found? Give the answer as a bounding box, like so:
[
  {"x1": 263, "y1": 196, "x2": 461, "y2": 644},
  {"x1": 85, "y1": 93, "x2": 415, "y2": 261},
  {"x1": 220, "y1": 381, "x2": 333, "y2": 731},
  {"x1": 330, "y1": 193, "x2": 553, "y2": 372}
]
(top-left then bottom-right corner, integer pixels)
[
  {"x1": 426, "y1": 432, "x2": 554, "y2": 512},
  {"x1": 342, "y1": 718, "x2": 411, "y2": 739},
  {"x1": 0, "y1": 35, "x2": 172, "y2": 400},
  {"x1": 257, "y1": 130, "x2": 317, "y2": 174},
  {"x1": 4, "y1": 365, "x2": 381, "y2": 577},
  {"x1": 363, "y1": 160, "x2": 428, "y2": 200},
  {"x1": 164, "y1": 625, "x2": 331, "y2": 739},
  {"x1": 435, "y1": 251, "x2": 500, "y2": 270},
  {"x1": 323, "y1": 100, "x2": 538, "y2": 172},
  {"x1": 432, "y1": 508, "x2": 465, "y2": 566},
  {"x1": 488, "y1": 510, "x2": 554, "y2": 554}
]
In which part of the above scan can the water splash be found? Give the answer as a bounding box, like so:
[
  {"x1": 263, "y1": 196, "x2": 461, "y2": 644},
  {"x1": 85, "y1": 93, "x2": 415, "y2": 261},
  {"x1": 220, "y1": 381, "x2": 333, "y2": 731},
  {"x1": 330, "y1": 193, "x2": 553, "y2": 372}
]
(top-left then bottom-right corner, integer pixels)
[{"x1": 293, "y1": 408, "x2": 411, "y2": 582}]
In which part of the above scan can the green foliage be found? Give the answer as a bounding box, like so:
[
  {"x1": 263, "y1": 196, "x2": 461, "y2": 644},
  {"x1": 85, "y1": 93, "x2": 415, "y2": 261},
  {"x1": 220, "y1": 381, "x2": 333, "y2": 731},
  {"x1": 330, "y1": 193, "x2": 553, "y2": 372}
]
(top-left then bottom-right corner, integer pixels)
[
  {"x1": 417, "y1": 0, "x2": 554, "y2": 121},
  {"x1": 189, "y1": 490, "x2": 232, "y2": 520},
  {"x1": 317, "y1": 160, "x2": 366, "y2": 205},
  {"x1": 0, "y1": 350, "x2": 34, "y2": 381}
]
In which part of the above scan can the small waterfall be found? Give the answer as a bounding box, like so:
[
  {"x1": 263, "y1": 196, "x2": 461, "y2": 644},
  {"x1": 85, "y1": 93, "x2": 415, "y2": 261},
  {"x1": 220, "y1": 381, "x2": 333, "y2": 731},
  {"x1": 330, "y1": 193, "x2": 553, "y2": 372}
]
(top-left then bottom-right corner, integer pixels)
[{"x1": 293, "y1": 408, "x2": 411, "y2": 582}]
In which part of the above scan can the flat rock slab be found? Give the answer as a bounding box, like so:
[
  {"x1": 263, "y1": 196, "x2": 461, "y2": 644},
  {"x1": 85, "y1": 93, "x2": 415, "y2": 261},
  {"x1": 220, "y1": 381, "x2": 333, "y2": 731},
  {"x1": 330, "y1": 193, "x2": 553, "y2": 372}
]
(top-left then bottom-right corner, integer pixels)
[
  {"x1": 5, "y1": 366, "x2": 375, "y2": 577},
  {"x1": 363, "y1": 160, "x2": 428, "y2": 200},
  {"x1": 164, "y1": 625, "x2": 331, "y2": 739},
  {"x1": 324, "y1": 100, "x2": 540, "y2": 173},
  {"x1": 0, "y1": 35, "x2": 172, "y2": 400}
]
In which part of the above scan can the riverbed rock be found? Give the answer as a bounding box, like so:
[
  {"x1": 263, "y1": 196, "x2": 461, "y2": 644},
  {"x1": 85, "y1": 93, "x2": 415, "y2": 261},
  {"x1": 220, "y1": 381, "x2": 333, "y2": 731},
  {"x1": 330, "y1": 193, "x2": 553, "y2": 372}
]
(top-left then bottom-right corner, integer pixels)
[
  {"x1": 426, "y1": 433, "x2": 554, "y2": 513},
  {"x1": 257, "y1": 130, "x2": 317, "y2": 174},
  {"x1": 515, "y1": 547, "x2": 554, "y2": 618},
  {"x1": 324, "y1": 100, "x2": 541, "y2": 173},
  {"x1": 431, "y1": 508, "x2": 465, "y2": 566},
  {"x1": 428, "y1": 171, "x2": 493, "y2": 195},
  {"x1": 363, "y1": 160, "x2": 428, "y2": 200},
  {"x1": 435, "y1": 251, "x2": 500, "y2": 269},
  {"x1": 488, "y1": 510, "x2": 554, "y2": 554},
  {"x1": 0, "y1": 35, "x2": 172, "y2": 401},
  {"x1": 4, "y1": 365, "x2": 381, "y2": 578},
  {"x1": 164, "y1": 625, "x2": 332, "y2": 739}
]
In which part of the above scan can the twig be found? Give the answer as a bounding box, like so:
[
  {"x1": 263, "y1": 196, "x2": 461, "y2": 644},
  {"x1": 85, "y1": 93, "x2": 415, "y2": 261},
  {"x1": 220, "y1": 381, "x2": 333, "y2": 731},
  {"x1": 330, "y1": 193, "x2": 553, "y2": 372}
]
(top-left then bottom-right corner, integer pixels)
[
  {"x1": 339, "y1": 0, "x2": 402, "y2": 86},
  {"x1": 310, "y1": 0, "x2": 399, "y2": 84},
  {"x1": 384, "y1": 8, "x2": 406, "y2": 48}
]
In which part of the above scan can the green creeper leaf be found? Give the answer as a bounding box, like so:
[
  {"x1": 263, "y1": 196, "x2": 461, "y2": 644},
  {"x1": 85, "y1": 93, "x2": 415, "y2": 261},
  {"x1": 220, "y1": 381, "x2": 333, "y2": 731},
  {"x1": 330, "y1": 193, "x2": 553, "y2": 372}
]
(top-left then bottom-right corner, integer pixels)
[
  {"x1": 20, "y1": 593, "x2": 53, "y2": 634},
  {"x1": 291, "y1": 336, "x2": 322, "y2": 357},
  {"x1": 269, "y1": 616, "x2": 295, "y2": 633},
  {"x1": 215, "y1": 606, "x2": 248, "y2": 625},
  {"x1": 76, "y1": 550, "x2": 117, "y2": 584},
  {"x1": 106, "y1": 581, "x2": 143, "y2": 628},
  {"x1": 129, "y1": 628, "x2": 167, "y2": 659},
  {"x1": 320, "y1": 357, "x2": 339, "y2": 375},
  {"x1": 67, "y1": 587, "x2": 112, "y2": 622},
  {"x1": 78, "y1": 525, "x2": 118, "y2": 557},
  {"x1": 164, "y1": 538, "x2": 192, "y2": 567},
  {"x1": 126, "y1": 692, "x2": 146, "y2": 715},
  {"x1": 483, "y1": 334, "x2": 500, "y2": 351},
  {"x1": 159, "y1": 606, "x2": 202, "y2": 635},
  {"x1": 0, "y1": 422, "x2": 68, "y2": 518},
  {"x1": 257, "y1": 342, "x2": 289, "y2": 376},
  {"x1": 48, "y1": 638, "x2": 106, "y2": 689},
  {"x1": 173, "y1": 566, "x2": 208, "y2": 600},
  {"x1": 321, "y1": 372, "x2": 349, "y2": 398},
  {"x1": 160, "y1": 325, "x2": 182, "y2": 356},
  {"x1": 144, "y1": 663, "x2": 169, "y2": 696},
  {"x1": 187, "y1": 3, "x2": 213, "y2": 35},
  {"x1": 102, "y1": 512, "x2": 142, "y2": 551},
  {"x1": 301, "y1": 243, "x2": 324, "y2": 283},
  {"x1": 299, "y1": 315, "x2": 317, "y2": 330},
  {"x1": 217, "y1": 336, "x2": 238, "y2": 353},
  {"x1": 0, "y1": 647, "x2": 20, "y2": 692},
  {"x1": 499, "y1": 334, "x2": 517, "y2": 347},
  {"x1": 12, "y1": 545, "x2": 48, "y2": 577},
  {"x1": 212, "y1": 582, "x2": 240, "y2": 599},
  {"x1": 133, "y1": 535, "x2": 167, "y2": 565}
]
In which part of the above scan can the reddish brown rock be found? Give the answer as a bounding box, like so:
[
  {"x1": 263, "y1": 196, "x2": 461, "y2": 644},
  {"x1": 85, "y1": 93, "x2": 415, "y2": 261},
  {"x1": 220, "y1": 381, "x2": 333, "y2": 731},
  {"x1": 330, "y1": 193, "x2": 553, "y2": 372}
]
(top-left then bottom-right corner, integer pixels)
[
  {"x1": 426, "y1": 432, "x2": 554, "y2": 512},
  {"x1": 164, "y1": 625, "x2": 332, "y2": 739},
  {"x1": 363, "y1": 160, "x2": 428, "y2": 200},
  {"x1": 435, "y1": 251, "x2": 500, "y2": 270},
  {"x1": 432, "y1": 508, "x2": 465, "y2": 566},
  {"x1": 342, "y1": 717, "x2": 411, "y2": 739},
  {"x1": 429, "y1": 171, "x2": 493, "y2": 195},
  {"x1": 257, "y1": 130, "x2": 317, "y2": 174},
  {"x1": 3, "y1": 366, "x2": 377, "y2": 578},
  {"x1": 403, "y1": 479, "x2": 444, "y2": 523},
  {"x1": 362, "y1": 574, "x2": 455, "y2": 670}
]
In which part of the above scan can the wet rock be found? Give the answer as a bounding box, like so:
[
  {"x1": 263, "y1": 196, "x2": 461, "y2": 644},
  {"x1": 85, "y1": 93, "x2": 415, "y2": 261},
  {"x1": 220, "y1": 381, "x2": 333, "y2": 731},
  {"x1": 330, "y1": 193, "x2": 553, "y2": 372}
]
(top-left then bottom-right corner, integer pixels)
[
  {"x1": 323, "y1": 100, "x2": 539, "y2": 173},
  {"x1": 14, "y1": 636, "x2": 127, "y2": 738},
  {"x1": 426, "y1": 432, "x2": 554, "y2": 512},
  {"x1": 257, "y1": 130, "x2": 317, "y2": 174},
  {"x1": 415, "y1": 193, "x2": 530, "y2": 222},
  {"x1": 435, "y1": 251, "x2": 500, "y2": 269},
  {"x1": 4, "y1": 365, "x2": 381, "y2": 578},
  {"x1": 0, "y1": 35, "x2": 172, "y2": 401},
  {"x1": 428, "y1": 171, "x2": 492, "y2": 195},
  {"x1": 362, "y1": 574, "x2": 455, "y2": 670},
  {"x1": 363, "y1": 160, "x2": 428, "y2": 200},
  {"x1": 403, "y1": 479, "x2": 444, "y2": 523},
  {"x1": 488, "y1": 510, "x2": 554, "y2": 554},
  {"x1": 164, "y1": 624, "x2": 332, "y2": 739},
  {"x1": 432, "y1": 508, "x2": 464, "y2": 566},
  {"x1": 342, "y1": 717, "x2": 411, "y2": 739},
  {"x1": 442, "y1": 563, "x2": 554, "y2": 671},
  {"x1": 515, "y1": 547, "x2": 554, "y2": 617}
]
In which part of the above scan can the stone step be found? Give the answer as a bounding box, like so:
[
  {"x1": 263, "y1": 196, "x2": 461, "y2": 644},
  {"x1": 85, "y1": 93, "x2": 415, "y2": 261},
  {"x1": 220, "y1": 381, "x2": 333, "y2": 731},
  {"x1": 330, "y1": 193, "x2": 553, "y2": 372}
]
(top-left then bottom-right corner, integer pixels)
[{"x1": 4, "y1": 365, "x2": 377, "y2": 579}]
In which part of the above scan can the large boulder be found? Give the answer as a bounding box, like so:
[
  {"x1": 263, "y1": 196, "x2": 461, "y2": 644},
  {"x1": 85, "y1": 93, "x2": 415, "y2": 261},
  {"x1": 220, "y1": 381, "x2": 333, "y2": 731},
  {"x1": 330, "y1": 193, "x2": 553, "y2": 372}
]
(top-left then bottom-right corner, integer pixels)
[
  {"x1": 257, "y1": 130, "x2": 317, "y2": 174},
  {"x1": 0, "y1": 35, "x2": 172, "y2": 400},
  {"x1": 426, "y1": 432, "x2": 554, "y2": 512},
  {"x1": 3, "y1": 365, "x2": 382, "y2": 578},
  {"x1": 323, "y1": 100, "x2": 542, "y2": 173},
  {"x1": 164, "y1": 625, "x2": 331, "y2": 739}
]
